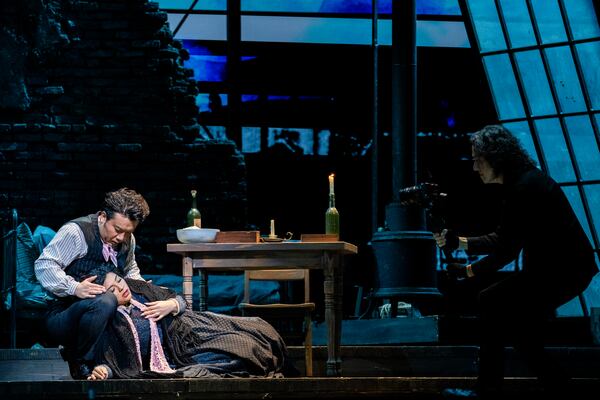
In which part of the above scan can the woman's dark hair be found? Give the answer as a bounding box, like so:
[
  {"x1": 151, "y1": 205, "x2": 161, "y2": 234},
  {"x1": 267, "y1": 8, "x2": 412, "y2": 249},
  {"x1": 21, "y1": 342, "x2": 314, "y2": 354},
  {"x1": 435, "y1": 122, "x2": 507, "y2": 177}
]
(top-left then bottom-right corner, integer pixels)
[
  {"x1": 471, "y1": 125, "x2": 537, "y2": 180},
  {"x1": 103, "y1": 187, "x2": 150, "y2": 223}
]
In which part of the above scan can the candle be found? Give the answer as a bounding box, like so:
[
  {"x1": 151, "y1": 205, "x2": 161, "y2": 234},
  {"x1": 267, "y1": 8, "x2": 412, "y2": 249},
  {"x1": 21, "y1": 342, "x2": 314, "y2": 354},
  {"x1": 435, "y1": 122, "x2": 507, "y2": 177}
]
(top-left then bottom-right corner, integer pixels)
[
  {"x1": 329, "y1": 174, "x2": 335, "y2": 195},
  {"x1": 270, "y1": 219, "x2": 275, "y2": 238}
]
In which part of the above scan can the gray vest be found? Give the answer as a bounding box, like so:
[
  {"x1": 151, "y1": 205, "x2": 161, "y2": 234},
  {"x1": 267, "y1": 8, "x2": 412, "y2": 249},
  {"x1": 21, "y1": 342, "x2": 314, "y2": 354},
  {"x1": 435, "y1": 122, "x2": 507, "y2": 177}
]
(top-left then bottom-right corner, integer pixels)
[{"x1": 66, "y1": 213, "x2": 130, "y2": 282}]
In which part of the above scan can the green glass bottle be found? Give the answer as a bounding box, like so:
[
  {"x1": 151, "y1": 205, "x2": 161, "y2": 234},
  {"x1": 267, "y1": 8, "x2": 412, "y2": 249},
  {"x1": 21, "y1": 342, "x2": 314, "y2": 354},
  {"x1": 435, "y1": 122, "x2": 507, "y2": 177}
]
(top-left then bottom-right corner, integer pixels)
[
  {"x1": 186, "y1": 190, "x2": 202, "y2": 228},
  {"x1": 325, "y1": 193, "x2": 340, "y2": 238}
]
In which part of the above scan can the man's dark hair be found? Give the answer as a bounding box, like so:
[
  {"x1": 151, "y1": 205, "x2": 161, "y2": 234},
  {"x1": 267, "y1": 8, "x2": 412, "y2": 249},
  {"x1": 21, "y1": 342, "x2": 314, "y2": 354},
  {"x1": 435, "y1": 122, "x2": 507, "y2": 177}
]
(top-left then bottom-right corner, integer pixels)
[
  {"x1": 471, "y1": 125, "x2": 537, "y2": 180},
  {"x1": 103, "y1": 188, "x2": 150, "y2": 223}
]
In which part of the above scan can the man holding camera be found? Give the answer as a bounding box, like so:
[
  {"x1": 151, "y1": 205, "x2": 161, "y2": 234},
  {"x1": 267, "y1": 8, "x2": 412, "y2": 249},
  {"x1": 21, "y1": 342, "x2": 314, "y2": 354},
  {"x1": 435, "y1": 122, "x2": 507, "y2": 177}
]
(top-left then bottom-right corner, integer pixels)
[{"x1": 434, "y1": 125, "x2": 597, "y2": 399}]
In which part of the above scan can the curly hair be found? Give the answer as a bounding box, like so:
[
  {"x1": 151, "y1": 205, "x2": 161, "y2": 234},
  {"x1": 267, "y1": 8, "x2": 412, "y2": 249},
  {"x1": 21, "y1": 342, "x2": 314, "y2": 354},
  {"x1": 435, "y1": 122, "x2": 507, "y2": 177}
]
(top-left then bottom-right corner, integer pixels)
[
  {"x1": 471, "y1": 125, "x2": 537, "y2": 180},
  {"x1": 103, "y1": 187, "x2": 150, "y2": 223}
]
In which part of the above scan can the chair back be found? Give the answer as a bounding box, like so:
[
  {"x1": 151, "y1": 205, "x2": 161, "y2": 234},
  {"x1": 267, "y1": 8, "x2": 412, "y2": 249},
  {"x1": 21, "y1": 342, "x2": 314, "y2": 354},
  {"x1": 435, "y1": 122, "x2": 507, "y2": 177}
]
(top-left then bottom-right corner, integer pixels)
[{"x1": 243, "y1": 269, "x2": 310, "y2": 304}]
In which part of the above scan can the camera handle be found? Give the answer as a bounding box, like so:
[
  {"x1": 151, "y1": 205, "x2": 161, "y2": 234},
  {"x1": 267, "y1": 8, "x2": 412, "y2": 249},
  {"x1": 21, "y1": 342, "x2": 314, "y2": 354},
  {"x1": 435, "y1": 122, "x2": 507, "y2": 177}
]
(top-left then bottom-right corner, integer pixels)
[
  {"x1": 440, "y1": 244, "x2": 456, "y2": 264},
  {"x1": 427, "y1": 209, "x2": 456, "y2": 264}
]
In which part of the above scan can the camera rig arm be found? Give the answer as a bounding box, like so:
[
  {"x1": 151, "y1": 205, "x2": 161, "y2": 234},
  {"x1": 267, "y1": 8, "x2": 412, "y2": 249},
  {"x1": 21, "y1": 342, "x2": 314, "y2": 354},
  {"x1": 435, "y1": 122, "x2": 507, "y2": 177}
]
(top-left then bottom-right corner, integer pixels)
[{"x1": 398, "y1": 183, "x2": 456, "y2": 263}]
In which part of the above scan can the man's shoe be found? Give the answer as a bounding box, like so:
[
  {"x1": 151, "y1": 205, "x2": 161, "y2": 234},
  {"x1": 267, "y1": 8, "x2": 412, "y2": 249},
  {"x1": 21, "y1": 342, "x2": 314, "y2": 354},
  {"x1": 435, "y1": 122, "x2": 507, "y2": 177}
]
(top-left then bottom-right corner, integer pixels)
[
  {"x1": 59, "y1": 346, "x2": 92, "y2": 379},
  {"x1": 441, "y1": 388, "x2": 480, "y2": 399},
  {"x1": 67, "y1": 359, "x2": 92, "y2": 380}
]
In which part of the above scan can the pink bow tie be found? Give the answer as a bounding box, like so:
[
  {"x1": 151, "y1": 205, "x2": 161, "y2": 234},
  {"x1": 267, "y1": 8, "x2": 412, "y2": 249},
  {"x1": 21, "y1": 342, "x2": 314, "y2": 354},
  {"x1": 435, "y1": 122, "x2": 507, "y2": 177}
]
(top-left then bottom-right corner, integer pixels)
[{"x1": 102, "y1": 243, "x2": 118, "y2": 267}]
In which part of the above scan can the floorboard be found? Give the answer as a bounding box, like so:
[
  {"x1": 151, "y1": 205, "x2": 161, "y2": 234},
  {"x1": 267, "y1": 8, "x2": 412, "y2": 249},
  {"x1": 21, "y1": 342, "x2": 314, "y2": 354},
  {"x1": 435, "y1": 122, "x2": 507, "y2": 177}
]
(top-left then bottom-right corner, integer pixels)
[{"x1": 1, "y1": 346, "x2": 599, "y2": 399}]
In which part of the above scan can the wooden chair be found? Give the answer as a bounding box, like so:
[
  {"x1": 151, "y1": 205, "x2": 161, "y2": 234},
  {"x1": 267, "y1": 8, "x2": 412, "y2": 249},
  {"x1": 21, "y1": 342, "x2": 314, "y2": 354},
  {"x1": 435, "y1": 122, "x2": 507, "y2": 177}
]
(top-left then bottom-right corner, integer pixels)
[{"x1": 238, "y1": 269, "x2": 315, "y2": 376}]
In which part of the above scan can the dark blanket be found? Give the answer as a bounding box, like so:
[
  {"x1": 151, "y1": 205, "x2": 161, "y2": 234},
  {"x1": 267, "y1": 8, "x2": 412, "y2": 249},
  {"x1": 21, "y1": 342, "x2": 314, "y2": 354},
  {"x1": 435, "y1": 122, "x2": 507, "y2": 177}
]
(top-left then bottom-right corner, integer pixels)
[{"x1": 96, "y1": 279, "x2": 289, "y2": 379}]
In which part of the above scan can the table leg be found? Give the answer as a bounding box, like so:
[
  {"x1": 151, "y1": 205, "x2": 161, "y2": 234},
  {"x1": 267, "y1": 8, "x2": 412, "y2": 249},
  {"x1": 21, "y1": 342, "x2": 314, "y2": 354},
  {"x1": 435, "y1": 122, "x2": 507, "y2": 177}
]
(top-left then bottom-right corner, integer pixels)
[
  {"x1": 182, "y1": 255, "x2": 193, "y2": 309},
  {"x1": 198, "y1": 269, "x2": 208, "y2": 311},
  {"x1": 323, "y1": 252, "x2": 342, "y2": 377}
]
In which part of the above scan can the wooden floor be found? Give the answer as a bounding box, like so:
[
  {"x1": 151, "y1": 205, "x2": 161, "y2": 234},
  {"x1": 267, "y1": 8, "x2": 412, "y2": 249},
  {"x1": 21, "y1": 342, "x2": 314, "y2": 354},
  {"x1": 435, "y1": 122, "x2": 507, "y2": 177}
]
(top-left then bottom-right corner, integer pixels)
[{"x1": 1, "y1": 346, "x2": 600, "y2": 399}]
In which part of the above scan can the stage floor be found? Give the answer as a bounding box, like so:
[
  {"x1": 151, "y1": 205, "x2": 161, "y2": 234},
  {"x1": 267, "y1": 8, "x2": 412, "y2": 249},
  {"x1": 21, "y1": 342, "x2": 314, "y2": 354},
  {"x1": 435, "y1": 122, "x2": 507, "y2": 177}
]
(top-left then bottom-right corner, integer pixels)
[{"x1": 1, "y1": 346, "x2": 599, "y2": 399}]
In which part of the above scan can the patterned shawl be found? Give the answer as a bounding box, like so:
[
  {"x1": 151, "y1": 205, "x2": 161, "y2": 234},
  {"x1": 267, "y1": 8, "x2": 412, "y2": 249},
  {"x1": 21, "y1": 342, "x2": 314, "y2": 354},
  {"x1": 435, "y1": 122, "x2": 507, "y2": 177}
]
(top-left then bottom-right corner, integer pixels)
[{"x1": 95, "y1": 279, "x2": 290, "y2": 379}]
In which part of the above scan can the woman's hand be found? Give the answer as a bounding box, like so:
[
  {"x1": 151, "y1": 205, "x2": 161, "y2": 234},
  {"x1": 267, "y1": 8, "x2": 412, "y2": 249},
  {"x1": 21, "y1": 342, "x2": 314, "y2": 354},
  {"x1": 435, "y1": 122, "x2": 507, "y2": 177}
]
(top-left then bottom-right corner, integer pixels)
[
  {"x1": 142, "y1": 299, "x2": 178, "y2": 321},
  {"x1": 87, "y1": 365, "x2": 109, "y2": 380}
]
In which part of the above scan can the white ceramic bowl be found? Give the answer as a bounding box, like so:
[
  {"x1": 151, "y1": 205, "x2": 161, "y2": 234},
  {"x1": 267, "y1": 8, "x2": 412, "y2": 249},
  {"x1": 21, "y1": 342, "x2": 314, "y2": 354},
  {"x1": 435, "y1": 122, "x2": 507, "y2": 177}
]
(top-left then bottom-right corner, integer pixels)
[{"x1": 176, "y1": 227, "x2": 220, "y2": 243}]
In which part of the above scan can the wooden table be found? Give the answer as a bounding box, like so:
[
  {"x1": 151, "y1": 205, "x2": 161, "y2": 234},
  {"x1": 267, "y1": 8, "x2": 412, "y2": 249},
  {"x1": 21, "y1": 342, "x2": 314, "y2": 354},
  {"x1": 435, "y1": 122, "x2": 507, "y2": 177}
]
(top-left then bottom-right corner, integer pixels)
[{"x1": 166, "y1": 241, "x2": 358, "y2": 377}]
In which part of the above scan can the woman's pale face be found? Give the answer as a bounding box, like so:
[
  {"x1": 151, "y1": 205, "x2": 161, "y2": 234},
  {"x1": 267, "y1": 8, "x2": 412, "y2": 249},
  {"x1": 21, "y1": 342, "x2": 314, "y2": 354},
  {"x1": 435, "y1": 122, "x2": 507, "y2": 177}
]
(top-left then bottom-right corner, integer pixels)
[
  {"x1": 472, "y1": 146, "x2": 503, "y2": 184},
  {"x1": 103, "y1": 272, "x2": 132, "y2": 305}
]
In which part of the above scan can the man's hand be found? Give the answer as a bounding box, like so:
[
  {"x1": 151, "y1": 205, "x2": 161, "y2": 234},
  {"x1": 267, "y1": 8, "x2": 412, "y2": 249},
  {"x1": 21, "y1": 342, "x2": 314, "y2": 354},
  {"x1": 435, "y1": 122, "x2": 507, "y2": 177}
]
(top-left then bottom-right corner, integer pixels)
[
  {"x1": 74, "y1": 275, "x2": 106, "y2": 299},
  {"x1": 142, "y1": 299, "x2": 178, "y2": 322},
  {"x1": 87, "y1": 365, "x2": 109, "y2": 380},
  {"x1": 446, "y1": 263, "x2": 468, "y2": 280},
  {"x1": 433, "y1": 229, "x2": 459, "y2": 251}
]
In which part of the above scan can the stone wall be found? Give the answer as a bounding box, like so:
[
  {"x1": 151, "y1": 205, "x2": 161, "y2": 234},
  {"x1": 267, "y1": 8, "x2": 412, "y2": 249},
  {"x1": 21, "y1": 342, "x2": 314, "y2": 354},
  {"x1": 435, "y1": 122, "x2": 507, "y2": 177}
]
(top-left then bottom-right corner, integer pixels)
[{"x1": 0, "y1": 0, "x2": 247, "y2": 272}]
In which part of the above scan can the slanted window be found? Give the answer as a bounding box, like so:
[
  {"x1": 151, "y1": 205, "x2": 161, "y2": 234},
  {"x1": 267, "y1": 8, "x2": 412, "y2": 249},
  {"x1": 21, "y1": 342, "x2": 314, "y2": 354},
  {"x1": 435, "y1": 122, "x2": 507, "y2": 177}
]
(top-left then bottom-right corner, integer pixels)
[{"x1": 463, "y1": 0, "x2": 600, "y2": 316}]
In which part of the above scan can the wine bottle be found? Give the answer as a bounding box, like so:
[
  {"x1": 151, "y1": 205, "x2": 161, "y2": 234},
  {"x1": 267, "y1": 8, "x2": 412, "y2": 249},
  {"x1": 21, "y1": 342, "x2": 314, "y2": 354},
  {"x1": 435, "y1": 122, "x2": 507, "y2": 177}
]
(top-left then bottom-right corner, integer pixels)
[
  {"x1": 325, "y1": 194, "x2": 339, "y2": 237},
  {"x1": 187, "y1": 190, "x2": 202, "y2": 228}
]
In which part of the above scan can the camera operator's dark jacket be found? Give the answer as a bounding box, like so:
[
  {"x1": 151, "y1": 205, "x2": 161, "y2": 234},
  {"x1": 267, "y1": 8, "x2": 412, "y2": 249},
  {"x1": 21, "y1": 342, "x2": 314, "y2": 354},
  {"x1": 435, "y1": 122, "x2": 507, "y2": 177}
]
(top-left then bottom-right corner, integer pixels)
[{"x1": 467, "y1": 168, "x2": 597, "y2": 287}]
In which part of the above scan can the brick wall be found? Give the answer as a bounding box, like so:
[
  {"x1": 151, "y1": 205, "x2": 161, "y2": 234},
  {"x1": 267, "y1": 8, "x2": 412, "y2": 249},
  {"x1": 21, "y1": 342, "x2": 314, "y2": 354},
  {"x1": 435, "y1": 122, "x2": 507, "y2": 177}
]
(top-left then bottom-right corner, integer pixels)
[{"x1": 0, "y1": 0, "x2": 247, "y2": 272}]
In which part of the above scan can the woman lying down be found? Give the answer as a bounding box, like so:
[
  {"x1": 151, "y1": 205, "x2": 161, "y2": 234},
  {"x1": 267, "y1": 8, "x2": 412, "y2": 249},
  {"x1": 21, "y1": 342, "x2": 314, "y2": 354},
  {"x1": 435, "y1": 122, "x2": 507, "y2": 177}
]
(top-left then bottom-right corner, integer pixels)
[{"x1": 87, "y1": 272, "x2": 293, "y2": 379}]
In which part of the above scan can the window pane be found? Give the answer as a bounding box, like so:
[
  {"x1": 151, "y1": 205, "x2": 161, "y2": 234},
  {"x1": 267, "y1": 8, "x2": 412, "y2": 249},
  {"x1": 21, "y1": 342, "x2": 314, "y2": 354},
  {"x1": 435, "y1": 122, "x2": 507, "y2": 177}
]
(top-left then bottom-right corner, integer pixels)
[
  {"x1": 466, "y1": 0, "x2": 507, "y2": 52},
  {"x1": 248, "y1": 0, "x2": 361, "y2": 13},
  {"x1": 170, "y1": 14, "x2": 226, "y2": 40},
  {"x1": 534, "y1": 118, "x2": 575, "y2": 183},
  {"x1": 406, "y1": 20, "x2": 470, "y2": 48},
  {"x1": 243, "y1": 16, "x2": 372, "y2": 45},
  {"x1": 564, "y1": 116, "x2": 600, "y2": 181},
  {"x1": 503, "y1": 120, "x2": 540, "y2": 166},
  {"x1": 562, "y1": 0, "x2": 600, "y2": 40},
  {"x1": 167, "y1": 13, "x2": 184, "y2": 31},
  {"x1": 203, "y1": 125, "x2": 227, "y2": 140},
  {"x1": 159, "y1": 0, "x2": 224, "y2": 11},
  {"x1": 583, "y1": 184, "x2": 600, "y2": 245},
  {"x1": 196, "y1": 92, "x2": 227, "y2": 112},
  {"x1": 544, "y1": 46, "x2": 586, "y2": 113},
  {"x1": 530, "y1": 0, "x2": 567, "y2": 44},
  {"x1": 242, "y1": 127, "x2": 261, "y2": 153},
  {"x1": 514, "y1": 50, "x2": 556, "y2": 116},
  {"x1": 317, "y1": 130, "x2": 331, "y2": 156},
  {"x1": 243, "y1": 17, "x2": 469, "y2": 47},
  {"x1": 170, "y1": 14, "x2": 470, "y2": 47},
  {"x1": 268, "y1": 127, "x2": 313, "y2": 155},
  {"x1": 562, "y1": 186, "x2": 594, "y2": 244},
  {"x1": 581, "y1": 256, "x2": 600, "y2": 317},
  {"x1": 576, "y1": 41, "x2": 600, "y2": 110},
  {"x1": 416, "y1": 0, "x2": 462, "y2": 16},
  {"x1": 245, "y1": 0, "x2": 461, "y2": 15},
  {"x1": 160, "y1": 0, "x2": 462, "y2": 15},
  {"x1": 483, "y1": 54, "x2": 525, "y2": 120},
  {"x1": 499, "y1": 0, "x2": 536, "y2": 48},
  {"x1": 556, "y1": 296, "x2": 584, "y2": 316}
]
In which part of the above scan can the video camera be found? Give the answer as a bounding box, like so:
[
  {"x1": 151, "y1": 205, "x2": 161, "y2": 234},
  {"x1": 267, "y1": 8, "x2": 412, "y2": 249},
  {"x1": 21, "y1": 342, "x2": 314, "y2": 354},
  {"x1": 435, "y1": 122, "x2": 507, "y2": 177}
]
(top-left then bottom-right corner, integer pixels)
[
  {"x1": 399, "y1": 182, "x2": 454, "y2": 261},
  {"x1": 398, "y1": 183, "x2": 446, "y2": 217}
]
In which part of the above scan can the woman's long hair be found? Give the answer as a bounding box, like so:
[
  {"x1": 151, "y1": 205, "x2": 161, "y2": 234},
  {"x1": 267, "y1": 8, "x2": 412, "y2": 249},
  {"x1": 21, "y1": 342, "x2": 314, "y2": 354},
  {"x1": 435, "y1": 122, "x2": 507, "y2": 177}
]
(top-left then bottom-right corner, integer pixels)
[{"x1": 471, "y1": 125, "x2": 537, "y2": 182}]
